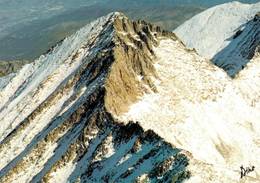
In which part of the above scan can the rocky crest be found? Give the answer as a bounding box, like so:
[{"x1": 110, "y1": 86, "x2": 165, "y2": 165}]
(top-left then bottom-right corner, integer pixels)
[
  {"x1": 0, "y1": 13, "x2": 189, "y2": 183},
  {"x1": 1, "y1": 8, "x2": 260, "y2": 183},
  {"x1": 105, "y1": 14, "x2": 177, "y2": 115}
]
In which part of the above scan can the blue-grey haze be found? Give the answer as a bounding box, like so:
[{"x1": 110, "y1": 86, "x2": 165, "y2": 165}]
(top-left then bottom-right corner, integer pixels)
[{"x1": 0, "y1": 0, "x2": 258, "y2": 60}]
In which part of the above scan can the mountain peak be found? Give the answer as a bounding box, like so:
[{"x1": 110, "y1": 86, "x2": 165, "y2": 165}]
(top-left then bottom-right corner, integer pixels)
[
  {"x1": 174, "y1": 2, "x2": 260, "y2": 77},
  {"x1": 0, "y1": 12, "x2": 189, "y2": 183},
  {"x1": 1, "y1": 7, "x2": 260, "y2": 183}
]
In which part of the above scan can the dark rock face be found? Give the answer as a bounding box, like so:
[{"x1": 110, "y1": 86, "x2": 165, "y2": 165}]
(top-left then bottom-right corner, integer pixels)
[
  {"x1": 0, "y1": 13, "x2": 190, "y2": 183},
  {"x1": 213, "y1": 14, "x2": 260, "y2": 77},
  {"x1": 253, "y1": 12, "x2": 260, "y2": 21}
]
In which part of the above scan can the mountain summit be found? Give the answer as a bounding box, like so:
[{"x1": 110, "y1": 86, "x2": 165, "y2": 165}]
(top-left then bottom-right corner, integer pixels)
[
  {"x1": 175, "y1": 1, "x2": 260, "y2": 77},
  {"x1": 0, "y1": 9, "x2": 260, "y2": 183},
  {"x1": 0, "y1": 12, "x2": 190, "y2": 183}
]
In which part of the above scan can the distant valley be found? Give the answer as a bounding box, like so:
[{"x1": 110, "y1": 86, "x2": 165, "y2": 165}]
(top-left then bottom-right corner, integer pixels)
[{"x1": 0, "y1": 2, "x2": 204, "y2": 61}]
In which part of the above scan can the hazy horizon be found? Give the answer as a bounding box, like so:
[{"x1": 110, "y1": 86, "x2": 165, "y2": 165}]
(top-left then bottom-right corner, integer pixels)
[{"x1": 0, "y1": 0, "x2": 258, "y2": 61}]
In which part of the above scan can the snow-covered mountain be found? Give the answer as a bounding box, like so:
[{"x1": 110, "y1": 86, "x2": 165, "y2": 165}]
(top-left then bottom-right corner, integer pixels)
[
  {"x1": 174, "y1": 1, "x2": 260, "y2": 77},
  {"x1": 0, "y1": 9, "x2": 259, "y2": 183},
  {"x1": 0, "y1": 12, "x2": 190, "y2": 183}
]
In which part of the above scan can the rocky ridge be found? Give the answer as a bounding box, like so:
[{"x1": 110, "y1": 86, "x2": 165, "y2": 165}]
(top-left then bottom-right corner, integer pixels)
[
  {"x1": 0, "y1": 8, "x2": 260, "y2": 183},
  {"x1": 0, "y1": 13, "x2": 190, "y2": 183}
]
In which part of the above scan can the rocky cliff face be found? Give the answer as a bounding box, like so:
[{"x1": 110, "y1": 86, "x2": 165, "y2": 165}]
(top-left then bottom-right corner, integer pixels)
[
  {"x1": 0, "y1": 13, "x2": 190, "y2": 183},
  {"x1": 105, "y1": 15, "x2": 177, "y2": 115}
]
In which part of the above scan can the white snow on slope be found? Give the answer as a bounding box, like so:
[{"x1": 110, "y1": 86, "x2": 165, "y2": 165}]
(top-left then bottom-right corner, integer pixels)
[
  {"x1": 174, "y1": 1, "x2": 260, "y2": 59},
  {"x1": 0, "y1": 12, "x2": 115, "y2": 144},
  {"x1": 48, "y1": 161, "x2": 76, "y2": 183},
  {"x1": 0, "y1": 13, "x2": 116, "y2": 180},
  {"x1": 119, "y1": 39, "x2": 260, "y2": 182},
  {"x1": 0, "y1": 9, "x2": 259, "y2": 182},
  {"x1": 235, "y1": 51, "x2": 260, "y2": 110}
]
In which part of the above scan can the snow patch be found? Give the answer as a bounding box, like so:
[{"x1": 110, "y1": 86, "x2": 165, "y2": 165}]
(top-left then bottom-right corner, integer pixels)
[
  {"x1": 119, "y1": 39, "x2": 260, "y2": 181},
  {"x1": 49, "y1": 161, "x2": 76, "y2": 183}
]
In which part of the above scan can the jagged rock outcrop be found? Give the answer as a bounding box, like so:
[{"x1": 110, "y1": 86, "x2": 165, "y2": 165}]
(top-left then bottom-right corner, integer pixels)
[
  {"x1": 105, "y1": 15, "x2": 177, "y2": 115},
  {"x1": 0, "y1": 12, "x2": 190, "y2": 183}
]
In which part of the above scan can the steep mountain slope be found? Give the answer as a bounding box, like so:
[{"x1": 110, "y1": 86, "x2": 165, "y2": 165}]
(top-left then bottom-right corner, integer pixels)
[
  {"x1": 0, "y1": 13, "x2": 190, "y2": 183},
  {"x1": 119, "y1": 32, "x2": 260, "y2": 182},
  {"x1": 174, "y1": 1, "x2": 260, "y2": 76},
  {"x1": 0, "y1": 11, "x2": 260, "y2": 183},
  {"x1": 212, "y1": 13, "x2": 260, "y2": 76}
]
